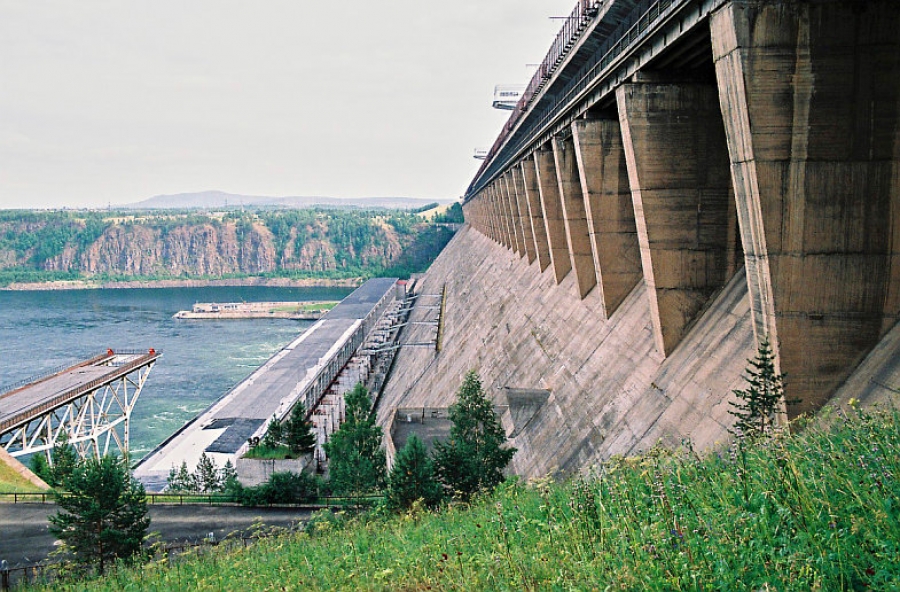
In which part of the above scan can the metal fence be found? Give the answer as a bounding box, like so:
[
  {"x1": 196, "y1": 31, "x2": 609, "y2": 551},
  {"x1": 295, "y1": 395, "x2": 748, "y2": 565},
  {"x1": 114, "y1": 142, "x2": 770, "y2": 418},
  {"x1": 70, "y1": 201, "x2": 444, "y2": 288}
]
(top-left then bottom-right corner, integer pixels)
[{"x1": 468, "y1": 0, "x2": 691, "y2": 198}]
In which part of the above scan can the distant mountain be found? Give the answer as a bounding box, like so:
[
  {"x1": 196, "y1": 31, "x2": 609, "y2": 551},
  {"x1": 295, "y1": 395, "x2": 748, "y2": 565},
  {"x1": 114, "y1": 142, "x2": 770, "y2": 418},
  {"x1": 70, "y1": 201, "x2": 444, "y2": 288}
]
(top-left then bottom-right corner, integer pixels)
[{"x1": 125, "y1": 190, "x2": 453, "y2": 210}]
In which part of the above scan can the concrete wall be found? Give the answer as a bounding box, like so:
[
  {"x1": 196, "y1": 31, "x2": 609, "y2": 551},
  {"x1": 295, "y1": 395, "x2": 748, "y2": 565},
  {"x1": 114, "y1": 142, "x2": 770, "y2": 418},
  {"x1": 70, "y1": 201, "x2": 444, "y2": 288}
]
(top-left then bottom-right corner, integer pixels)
[
  {"x1": 236, "y1": 456, "x2": 311, "y2": 487},
  {"x1": 378, "y1": 226, "x2": 756, "y2": 478}
]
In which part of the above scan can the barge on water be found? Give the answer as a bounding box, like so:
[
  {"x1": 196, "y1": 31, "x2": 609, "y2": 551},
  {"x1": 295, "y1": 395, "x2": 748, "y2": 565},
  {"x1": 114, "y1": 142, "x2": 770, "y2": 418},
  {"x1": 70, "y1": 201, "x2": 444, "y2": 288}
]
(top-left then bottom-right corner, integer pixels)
[{"x1": 173, "y1": 301, "x2": 339, "y2": 320}]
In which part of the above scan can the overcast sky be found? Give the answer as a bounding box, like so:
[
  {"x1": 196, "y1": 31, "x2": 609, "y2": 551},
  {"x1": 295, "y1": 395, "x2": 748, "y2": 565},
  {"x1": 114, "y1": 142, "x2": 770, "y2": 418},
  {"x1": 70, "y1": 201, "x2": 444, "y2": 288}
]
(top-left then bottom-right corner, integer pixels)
[{"x1": 0, "y1": 1, "x2": 577, "y2": 209}]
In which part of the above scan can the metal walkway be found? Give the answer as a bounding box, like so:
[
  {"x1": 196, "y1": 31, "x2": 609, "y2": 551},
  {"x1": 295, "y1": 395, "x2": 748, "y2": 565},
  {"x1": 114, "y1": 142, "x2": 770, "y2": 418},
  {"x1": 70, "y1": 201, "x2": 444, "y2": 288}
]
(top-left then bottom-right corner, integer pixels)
[{"x1": 0, "y1": 349, "x2": 160, "y2": 459}]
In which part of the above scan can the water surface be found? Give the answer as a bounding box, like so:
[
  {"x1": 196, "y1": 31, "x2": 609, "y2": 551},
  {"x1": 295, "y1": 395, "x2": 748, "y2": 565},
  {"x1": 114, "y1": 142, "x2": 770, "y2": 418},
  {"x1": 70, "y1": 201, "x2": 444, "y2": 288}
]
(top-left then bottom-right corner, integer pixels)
[{"x1": 0, "y1": 286, "x2": 353, "y2": 458}]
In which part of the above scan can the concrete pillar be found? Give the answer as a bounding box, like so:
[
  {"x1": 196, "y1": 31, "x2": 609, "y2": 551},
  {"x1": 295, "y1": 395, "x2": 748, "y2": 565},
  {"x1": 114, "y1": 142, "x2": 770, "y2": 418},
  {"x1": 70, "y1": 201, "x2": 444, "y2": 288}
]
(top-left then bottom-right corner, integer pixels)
[
  {"x1": 572, "y1": 118, "x2": 643, "y2": 317},
  {"x1": 712, "y1": 0, "x2": 900, "y2": 417},
  {"x1": 496, "y1": 181, "x2": 516, "y2": 251},
  {"x1": 617, "y1": 79, "x2": 735, "y2": 357},
  {"x1": 553, "y1": 134, "x2": 597, "y2": 299},
  {"x1": 507, "y1": 170, "x2": 531, "y2": 260},
  {"x1": 520, "y1": 157, "x2": 552, "y2": 272},
  {"x1": 487, "y1": 188, "x2": 501, "y2": 244},
  {"x1": 511, "y1": 165, "x2": 537, "y2": 264},
  {"x1": 501, "y1": 172, "x2": 525, "y2": 257},
  {"x1": 534, "y1": 145, "x2": 573, "y2": 284},
  {"x1": 490, "y1": 184, "x2": 510, "y2": 249}
]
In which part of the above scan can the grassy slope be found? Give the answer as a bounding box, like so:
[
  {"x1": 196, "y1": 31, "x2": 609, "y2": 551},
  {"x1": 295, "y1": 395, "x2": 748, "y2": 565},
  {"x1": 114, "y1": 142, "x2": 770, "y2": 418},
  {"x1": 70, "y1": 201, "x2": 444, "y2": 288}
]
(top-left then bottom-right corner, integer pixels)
[
  {"x1": 31, "y1": 407, "x2": 900, "y2": 591},
  {"x1": 0, "y1": 458, "x2": 45, "y2": 493}
]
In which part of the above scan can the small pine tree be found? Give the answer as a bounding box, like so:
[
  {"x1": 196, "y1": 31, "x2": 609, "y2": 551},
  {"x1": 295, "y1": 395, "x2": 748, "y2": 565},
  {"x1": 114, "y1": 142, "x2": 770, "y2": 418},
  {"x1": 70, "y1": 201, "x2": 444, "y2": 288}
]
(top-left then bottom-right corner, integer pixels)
[
  {"x1": 262, "y1": 415, "x2": 285, "y2": 449},
  {"x1": 387, "y1": 434, "x2": 443, "y2": 511},
  {"x1": 193, "y1": 452, "x2": 221, "y2": 493},
  {"x1": 49, "y1": 434, "x2": 79, "y2": 489},
  {"x1": 729, "y1": 337, "x2": 787, "y2": 439},
  {"x1": 166, "y1": 461, "x2": 196, "y2": 493},
  {"x1": 324, "y1": 383, "x2": 386, "y2": 496},
  {"x1": 433, "y1": 370, "x2": 516, "y2": 500},
  {"x1": 49, "y1": 455, "x2": 150, "y2": 575},
  {"x1": 285, "y1": 402, "x2": 317, "y2": 456},
  {"x1": 29, "y1": 452, "x2": 52, "y2": 484}
]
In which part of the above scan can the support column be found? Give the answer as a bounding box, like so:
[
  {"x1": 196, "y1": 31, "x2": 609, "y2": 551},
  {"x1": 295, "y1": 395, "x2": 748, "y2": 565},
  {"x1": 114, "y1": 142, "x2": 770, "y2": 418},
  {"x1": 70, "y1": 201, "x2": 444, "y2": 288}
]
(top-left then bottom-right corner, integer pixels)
[
  {"x1": 712, "y1": 0, "x2": 900, "y2": 417},
  {"x1": 498, "y1": 180, "x2": 516, "y2": 252},
  {"x1": 534, "y1": 145, "x2": 573, "y2": 283},
  {"x1": 572, "y1": 118, "x2": 643, "y2": 317},
  {"x1": 520, "y1": 157, "x2": 552, "y2": 271},
  {"x1": 491, "y1": 183, "x2": 511, "y2": 250},
  {"x1": 502, "y1": 172, "x2": 525, "y2": 257},
  {"x1": 509, "y1": 165, "x2": 535, "y2": 264},
  {"x1": 617, "y1": 79, "x2": 735, "y2": 357},
  {"x1": 553, "y1": 135, "x2": 597, "y2": 299},
  {"x1": 507, "y1": 169, "x2": 531, "y2": 260}
]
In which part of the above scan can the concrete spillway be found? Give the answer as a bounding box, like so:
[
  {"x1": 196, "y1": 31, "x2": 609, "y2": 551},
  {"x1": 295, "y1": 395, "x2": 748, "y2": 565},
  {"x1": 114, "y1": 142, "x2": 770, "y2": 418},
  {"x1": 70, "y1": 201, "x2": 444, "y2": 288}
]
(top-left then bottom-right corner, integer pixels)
[{"x1": 134, "y1": 278, "x2": 398, "y2": 490}]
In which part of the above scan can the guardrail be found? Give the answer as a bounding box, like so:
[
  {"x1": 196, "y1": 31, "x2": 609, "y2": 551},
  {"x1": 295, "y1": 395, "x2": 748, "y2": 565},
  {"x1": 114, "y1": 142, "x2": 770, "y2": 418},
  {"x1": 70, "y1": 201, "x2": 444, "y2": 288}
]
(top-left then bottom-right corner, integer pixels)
[
  {"x1": 0, "y1": 353, "x2": 111, "y2": 397},
  {"x1": 0, "y1": 491, "x2": 383, "y2": 507},
  {"x1": 0, "y1": 350, "x2": 160, "y2": 434},
  {"x1": 468, "y1": 0, "x2": 687, "y2": 198}
]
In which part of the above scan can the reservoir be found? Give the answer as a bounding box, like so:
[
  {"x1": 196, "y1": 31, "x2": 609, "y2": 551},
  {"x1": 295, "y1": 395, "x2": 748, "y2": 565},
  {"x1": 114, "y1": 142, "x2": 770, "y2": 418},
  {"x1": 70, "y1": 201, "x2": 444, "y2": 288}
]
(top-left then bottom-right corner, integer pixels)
[{"x1": 0, "y1": 285, "x2": 353, "y2": 459}]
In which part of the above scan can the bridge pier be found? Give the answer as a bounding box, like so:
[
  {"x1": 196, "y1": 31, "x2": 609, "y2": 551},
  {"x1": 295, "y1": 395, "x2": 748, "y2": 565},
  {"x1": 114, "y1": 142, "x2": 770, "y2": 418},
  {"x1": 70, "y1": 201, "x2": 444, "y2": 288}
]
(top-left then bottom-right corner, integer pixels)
[
  {"x1": 553, "y1": 134, "x2": 597, "y2": 299},
  {"x1": 712, "y1": 0, "x2": 900, "y2": 417},
  {"x1": 617, "y1": 79, "x2": 737, "y2": 356},
  {"x1": 572, "y1": 117, "x2": 642, "y2": 318},
  {"x1": 535, "y1": 145, "x2": 574, "y2": 284}
]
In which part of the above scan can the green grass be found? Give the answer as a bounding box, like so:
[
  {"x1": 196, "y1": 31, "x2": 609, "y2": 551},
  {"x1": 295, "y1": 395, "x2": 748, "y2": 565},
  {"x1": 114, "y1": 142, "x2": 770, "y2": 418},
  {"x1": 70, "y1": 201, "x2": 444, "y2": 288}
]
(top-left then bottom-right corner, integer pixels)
[
  {"x1": 242, "y1": 445, "x2": 297, "y2": 460},
  {"x1": 27, "y1": 406, "x2": 900, "y2": 590},
  {"x1": 0, "y1": 459, "x2": 46, "y2": 493}
]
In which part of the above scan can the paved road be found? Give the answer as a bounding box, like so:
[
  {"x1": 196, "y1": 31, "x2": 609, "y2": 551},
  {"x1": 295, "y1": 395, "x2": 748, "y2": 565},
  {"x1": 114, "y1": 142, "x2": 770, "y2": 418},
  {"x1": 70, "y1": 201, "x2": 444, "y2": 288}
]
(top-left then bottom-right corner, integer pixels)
[{"x1": 0, "y1": 503, "x2": 312, "y2": 566}]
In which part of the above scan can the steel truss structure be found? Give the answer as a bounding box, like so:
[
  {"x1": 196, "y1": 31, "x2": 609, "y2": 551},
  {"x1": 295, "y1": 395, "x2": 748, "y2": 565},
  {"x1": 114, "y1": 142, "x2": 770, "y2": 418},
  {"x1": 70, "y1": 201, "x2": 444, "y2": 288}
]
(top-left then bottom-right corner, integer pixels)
[{"x1": 0, "y1": 352, "x2": 158, "y2": 461}]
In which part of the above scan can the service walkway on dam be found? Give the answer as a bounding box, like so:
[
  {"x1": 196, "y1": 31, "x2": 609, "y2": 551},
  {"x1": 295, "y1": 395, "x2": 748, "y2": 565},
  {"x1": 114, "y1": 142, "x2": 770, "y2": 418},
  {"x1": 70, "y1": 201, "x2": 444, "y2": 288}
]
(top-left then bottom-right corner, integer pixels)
[{"x1": 134, "y1": 277, "x2": 398, "y2": 490}]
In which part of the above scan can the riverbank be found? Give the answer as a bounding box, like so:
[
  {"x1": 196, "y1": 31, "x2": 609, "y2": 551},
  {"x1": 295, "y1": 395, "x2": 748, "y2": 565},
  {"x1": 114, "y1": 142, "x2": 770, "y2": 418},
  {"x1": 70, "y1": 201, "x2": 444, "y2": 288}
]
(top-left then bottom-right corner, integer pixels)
[{"x1": 0, "y1": 276, "x2": 364, "y2": 291}]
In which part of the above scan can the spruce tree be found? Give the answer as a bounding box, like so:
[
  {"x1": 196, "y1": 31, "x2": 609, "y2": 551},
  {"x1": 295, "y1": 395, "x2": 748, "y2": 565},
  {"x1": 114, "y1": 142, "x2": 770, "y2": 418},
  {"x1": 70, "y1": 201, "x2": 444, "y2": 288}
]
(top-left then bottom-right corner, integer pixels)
[
  {"x1": 433, "y1": 370, "x2": 516, "y2": 499},
  {"x1": 324, "y1": 383, "x2": 386, "y2": 496},
  {"x1": 285, "y1": 402, "x2": 317, "y2": 456},
  {"x1": 729, "y1": 337, "x2": 787, "y2": 439},
  {"x1": 48, "y1": 433, "x2": 79, "y2": 489},
  {"x1": 166, "y1": 461, "x2": 196, "y2": 492},
  {"x1": 262, "y1": 415, "x2": 285, "y2": 449},
  {"x1": 387, "y1": 434, "x2": 442, "y2": 511},
  {"x1": 29, "y1": 452, "x2": 51, "y2": 484},
  {"x1": 193, "y1": 452, "x2": 221, "y2": 493},
  {"x1": 49, "y1": 455, "x2": 150, "y2": 574}
]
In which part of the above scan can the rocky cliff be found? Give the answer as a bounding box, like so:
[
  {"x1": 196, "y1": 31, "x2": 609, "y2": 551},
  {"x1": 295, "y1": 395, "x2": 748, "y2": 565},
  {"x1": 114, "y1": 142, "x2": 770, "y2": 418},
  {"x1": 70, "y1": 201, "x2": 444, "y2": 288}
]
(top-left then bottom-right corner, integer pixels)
[{"x1": 0, "y1": 209, "x2": 449, "y2": 282}]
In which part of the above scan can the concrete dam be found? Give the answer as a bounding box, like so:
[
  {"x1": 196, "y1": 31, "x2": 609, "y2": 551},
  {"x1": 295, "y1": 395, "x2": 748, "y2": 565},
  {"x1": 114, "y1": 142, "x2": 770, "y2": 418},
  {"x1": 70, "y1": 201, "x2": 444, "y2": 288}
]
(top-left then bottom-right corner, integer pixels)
[{"x1": 377, "y1": 0, "x2": 900, "y2": 479}]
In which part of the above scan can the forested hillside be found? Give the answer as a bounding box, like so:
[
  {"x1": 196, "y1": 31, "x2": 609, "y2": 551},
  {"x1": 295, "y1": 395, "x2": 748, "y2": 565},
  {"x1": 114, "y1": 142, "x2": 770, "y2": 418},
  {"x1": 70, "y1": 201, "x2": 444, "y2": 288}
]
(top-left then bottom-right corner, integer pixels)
[{"x1": 0, "y1": 208, "x2": 457, "y2": 285}]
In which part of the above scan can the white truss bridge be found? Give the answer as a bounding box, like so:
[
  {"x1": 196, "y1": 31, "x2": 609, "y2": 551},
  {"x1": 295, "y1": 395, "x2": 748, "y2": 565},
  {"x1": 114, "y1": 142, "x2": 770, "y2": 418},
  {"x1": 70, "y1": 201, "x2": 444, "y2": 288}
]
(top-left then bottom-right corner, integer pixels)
[{"x1": 0, "y1": 349, "x2": 160, "y2": 460}]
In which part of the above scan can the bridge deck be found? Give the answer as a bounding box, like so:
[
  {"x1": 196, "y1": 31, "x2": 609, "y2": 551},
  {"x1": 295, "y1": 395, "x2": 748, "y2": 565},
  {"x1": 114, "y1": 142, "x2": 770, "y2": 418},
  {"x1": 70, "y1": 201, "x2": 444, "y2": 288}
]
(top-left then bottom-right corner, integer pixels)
[{"x1": 0, "y1": 351, "x2": 160, "y2": 433}]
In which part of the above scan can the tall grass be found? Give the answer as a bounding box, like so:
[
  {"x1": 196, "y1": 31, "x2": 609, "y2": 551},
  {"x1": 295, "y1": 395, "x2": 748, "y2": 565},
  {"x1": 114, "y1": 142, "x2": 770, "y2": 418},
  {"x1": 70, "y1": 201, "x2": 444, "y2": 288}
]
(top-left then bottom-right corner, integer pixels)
[{"x1": 29, "y1": 406, "x2": 900, "y2": 591}]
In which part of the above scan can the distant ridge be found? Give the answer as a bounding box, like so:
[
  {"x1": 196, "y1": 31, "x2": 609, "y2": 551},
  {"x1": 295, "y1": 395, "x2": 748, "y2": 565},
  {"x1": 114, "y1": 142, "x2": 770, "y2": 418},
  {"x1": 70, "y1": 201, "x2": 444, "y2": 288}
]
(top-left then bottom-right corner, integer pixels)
[{"x1": 125, "y1": 190, "x2": 453, "y2": 210}]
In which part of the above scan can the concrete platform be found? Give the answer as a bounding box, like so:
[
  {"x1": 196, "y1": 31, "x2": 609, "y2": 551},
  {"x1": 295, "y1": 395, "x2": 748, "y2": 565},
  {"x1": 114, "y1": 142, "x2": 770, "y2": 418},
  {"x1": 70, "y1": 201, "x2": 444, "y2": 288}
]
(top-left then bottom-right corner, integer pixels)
[{"x1": 134, "y1": 278, "x2": 398, "y2": 491}]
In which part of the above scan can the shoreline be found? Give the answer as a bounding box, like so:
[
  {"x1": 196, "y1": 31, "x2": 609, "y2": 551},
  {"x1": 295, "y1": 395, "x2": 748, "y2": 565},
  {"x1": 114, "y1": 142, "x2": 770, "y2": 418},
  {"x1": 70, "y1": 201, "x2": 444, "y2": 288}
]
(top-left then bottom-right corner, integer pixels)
[{"x1": 0, "y1": 277, "x2": 365, "y2": 292}]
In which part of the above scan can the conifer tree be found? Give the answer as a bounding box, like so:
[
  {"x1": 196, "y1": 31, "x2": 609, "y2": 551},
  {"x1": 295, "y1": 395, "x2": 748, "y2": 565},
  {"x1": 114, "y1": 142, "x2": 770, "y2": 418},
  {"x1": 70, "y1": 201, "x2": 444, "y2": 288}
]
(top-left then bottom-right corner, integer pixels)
[
  {"x1": 48, "y1": 433, "x2": 79, "y2": 489},
  {"x1": 167, "y1": 461, "x2": 196, "y2": 492},
  {"x1": 285, "y1": 401, "x2": 317, "y2": 456},
  {"x1": 193, "y1": 452, "x2": 221, "y2": 493},
  {"x1": 729, "y1": 337, "x2": 787, "y2": 439},
  {"x1": 324, "y1": 383, "x2": 386, "y2": 496},
  {"x1": 262, "y1": 415, "x2": 285, "y2": 449},
  {"x1": 49, "y1": 455, "x2": 149, "y2": 574},
  {"x1": 387, "y1": 434, "x2": 442, "y2": 511},
  {"x1": 433, "y1": 370, "x2": 516, "y2": 499}
]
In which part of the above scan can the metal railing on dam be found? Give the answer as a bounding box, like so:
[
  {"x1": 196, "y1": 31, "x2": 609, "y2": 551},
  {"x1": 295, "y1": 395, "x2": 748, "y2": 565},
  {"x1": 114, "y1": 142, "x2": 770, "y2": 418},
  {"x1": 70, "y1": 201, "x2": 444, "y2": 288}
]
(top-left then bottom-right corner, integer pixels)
[{"x1": 469, "y1": 0, "x2": 719, "y2": 198}]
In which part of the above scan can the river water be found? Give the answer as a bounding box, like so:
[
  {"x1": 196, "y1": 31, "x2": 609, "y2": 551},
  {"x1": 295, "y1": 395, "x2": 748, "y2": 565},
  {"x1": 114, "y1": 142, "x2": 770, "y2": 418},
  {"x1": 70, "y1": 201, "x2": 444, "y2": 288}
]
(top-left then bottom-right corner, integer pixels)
[{"x1": 0, "y1": 286, "x2": 353, "y2": 459}]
